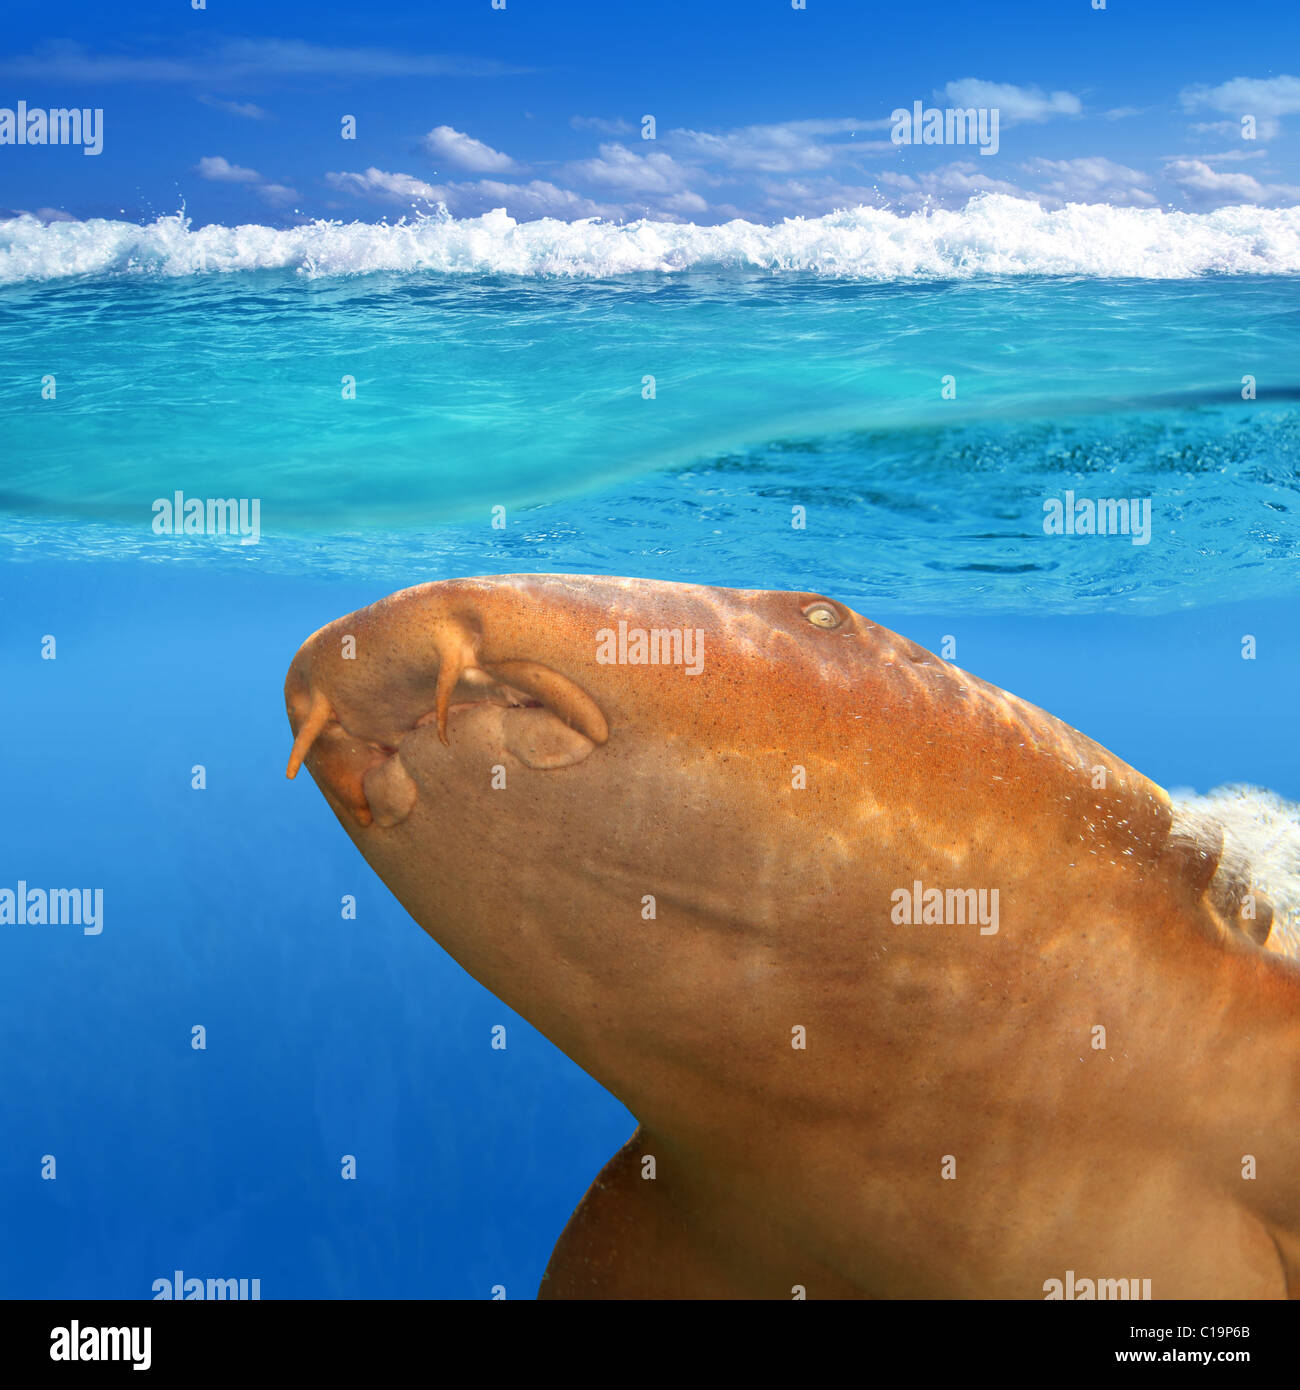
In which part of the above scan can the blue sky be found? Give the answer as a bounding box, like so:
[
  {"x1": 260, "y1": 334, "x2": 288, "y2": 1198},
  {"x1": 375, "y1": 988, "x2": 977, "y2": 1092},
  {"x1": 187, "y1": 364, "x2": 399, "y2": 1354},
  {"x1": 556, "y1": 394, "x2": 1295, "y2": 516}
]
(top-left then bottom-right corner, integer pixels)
[{"x1": 2, "y1": 0, "x2": 1299, "y2": 225}]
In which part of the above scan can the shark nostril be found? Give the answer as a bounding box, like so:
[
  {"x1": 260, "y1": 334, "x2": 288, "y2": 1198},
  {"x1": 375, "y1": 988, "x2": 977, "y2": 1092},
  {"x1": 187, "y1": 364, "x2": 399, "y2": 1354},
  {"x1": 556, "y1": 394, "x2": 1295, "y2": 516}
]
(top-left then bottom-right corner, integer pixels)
[{"x1": 286, "y1": 604, "x2": 610, "y2": 831}]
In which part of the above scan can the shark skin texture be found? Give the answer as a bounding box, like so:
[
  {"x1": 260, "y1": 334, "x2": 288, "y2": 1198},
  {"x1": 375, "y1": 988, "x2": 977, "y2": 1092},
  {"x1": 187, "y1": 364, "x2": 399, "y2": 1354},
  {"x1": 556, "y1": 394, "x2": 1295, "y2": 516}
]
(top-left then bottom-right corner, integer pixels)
[{"x1": 285, "y1": 574, "x2": 1300, "y2": 1300}]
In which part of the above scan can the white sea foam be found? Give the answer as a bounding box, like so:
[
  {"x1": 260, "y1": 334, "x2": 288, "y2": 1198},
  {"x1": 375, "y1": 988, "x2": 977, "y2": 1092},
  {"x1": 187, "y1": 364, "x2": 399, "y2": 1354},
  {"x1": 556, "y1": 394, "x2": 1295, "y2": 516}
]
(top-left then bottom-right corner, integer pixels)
[
  {"x1": 1170, "y1": 784, "x2": 1300, "y2": 958},
  {"x1": 3, "y1": 195, "x2": 1300, "y2": 283}
]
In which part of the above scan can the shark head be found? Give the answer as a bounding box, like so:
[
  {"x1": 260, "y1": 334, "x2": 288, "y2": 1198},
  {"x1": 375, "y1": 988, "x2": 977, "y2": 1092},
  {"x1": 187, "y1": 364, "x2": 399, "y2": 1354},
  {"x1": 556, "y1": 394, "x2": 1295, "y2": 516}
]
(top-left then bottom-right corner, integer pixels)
[
  {"x1": 286, "y1": 574, "x2": 1300, "y2": 1297},
  {"x1": 283, "y1": 574, "x2": 900, "y2": 1021},
  {"x1": 286, "y1": 575, "x2": 1285, "y2": 1175}
]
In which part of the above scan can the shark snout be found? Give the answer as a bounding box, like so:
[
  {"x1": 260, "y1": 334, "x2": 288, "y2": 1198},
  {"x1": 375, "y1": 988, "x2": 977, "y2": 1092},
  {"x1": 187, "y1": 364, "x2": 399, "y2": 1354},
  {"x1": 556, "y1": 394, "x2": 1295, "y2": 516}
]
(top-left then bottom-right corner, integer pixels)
[{"x1": 285, "y1": 583, "x2": 609, "y2": 829}]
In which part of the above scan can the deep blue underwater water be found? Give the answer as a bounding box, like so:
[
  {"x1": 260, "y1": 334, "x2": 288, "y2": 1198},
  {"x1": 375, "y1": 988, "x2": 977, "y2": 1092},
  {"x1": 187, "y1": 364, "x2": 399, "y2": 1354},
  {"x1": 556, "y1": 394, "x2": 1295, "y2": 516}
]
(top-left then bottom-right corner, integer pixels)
[{"x1": 1, "y1": 206, "x2": 1298, "y2": 1297}]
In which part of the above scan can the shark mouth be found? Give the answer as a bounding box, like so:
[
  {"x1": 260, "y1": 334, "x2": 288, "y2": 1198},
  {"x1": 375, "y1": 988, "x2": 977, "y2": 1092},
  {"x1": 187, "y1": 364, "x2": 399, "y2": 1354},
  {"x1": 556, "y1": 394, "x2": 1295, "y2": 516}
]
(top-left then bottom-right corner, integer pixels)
[{"x1": 285, "y1": 653, "x2": 608, "y2": 830}]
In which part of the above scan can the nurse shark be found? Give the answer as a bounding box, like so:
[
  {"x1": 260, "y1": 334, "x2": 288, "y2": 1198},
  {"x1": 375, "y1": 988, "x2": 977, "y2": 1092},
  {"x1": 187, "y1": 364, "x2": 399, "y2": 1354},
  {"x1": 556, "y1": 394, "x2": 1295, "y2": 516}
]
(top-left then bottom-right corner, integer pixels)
[{"x1": 284, "y1": 575, "x2": 1300, "y2": 1299}]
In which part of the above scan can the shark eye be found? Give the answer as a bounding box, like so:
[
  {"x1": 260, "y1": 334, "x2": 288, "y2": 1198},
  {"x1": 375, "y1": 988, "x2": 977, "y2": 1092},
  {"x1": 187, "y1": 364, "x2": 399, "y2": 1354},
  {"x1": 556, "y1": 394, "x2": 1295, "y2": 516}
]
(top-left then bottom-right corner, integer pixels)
[{"x1": 802, "y1": 601, "x2": 844, "y2": 630}]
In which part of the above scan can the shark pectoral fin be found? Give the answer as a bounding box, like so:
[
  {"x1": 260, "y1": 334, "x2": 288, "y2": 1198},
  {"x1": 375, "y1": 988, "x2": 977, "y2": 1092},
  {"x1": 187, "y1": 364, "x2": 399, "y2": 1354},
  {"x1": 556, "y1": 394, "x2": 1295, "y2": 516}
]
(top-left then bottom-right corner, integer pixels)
[
  {"x1": 501, "y1": 706, "x2": 596, "y2": 770},
  {"x1": 539, "y1": 1127, "x2": 718, "y2": 1299},
  {"x1": 539, "y1": 1128, "x2": 863, "y2": 1300}
]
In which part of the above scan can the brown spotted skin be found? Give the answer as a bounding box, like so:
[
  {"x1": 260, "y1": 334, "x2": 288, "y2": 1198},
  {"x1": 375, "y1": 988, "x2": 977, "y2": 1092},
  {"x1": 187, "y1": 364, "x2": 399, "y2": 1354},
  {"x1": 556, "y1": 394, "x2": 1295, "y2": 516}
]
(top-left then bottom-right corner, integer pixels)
[{"x1": 285, "y1": 575, "x2": 1300, "y2": 1299}]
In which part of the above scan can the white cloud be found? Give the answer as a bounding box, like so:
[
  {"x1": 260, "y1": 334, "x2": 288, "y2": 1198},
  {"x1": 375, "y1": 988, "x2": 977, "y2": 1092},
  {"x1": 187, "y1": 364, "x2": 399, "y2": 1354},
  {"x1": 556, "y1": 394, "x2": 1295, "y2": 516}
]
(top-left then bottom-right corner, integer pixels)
[
  {"x1": 198, "y1": 95, "x2": 268, "y2": 120},
  {"x1": 670, "y1": 118, "x2": 895, "y2": 173},
  {"x1": 0, "y1": 38, "x2": 527, "y2": 82},
  {"x1": 752, "y1": 165, "x2": 1044, "y2": 218},
  {"x1": 876, "y1": 161, "x2": 1034, "y2": 207},
  {"x1": 0, "y1": 205, "x2": 78, "y2": 221},
  {"x1": 671, "y1": 118, "x2": 887, "y2": 173},
  {"x1": 1181, "y1": 75, "x2": 1300, "y2": 139},
  {"x1": 940, "y1": 79, "x2": 1082, "y2": 124},
  {"x1": 1189, "y1": 118, "x2": 1259, "y2": 139},
  {"x1": 423, "y1": 125, "x2": 517, "y2": 174},
  {"x1": 1167, "y1": 148, "x2": 1266, "y2": 163},
  {"x1": 197, "y1": 154, "x2": 300, "y2": 207},
  {"x1": 1164, "y1": 158, "x2": 1300, "y2": 206},
  {"x1": 195, "y1": 155, "x2": 261, "y2": 183},
  {"x1": 467, "y1": 179, "x2": 614, "y2": 218},
  {"x1": 570, "y1": 115, "x2": 632, "y2": 135},
  {"x1": 326, "y1": 167, "x2": 618, "y2": 219},
  {"x1": 220, "y1": 39, "x2": 525, "y2": 79},
  {"x1": 566, "y1": 141, "x2": 699, "y2": 194},
  {"x1": 758, "y1": 177, "x2": 887, "y2": 215},
  {"x1": 1023, "y1": 157, "x2": 1156, "y2": 206},
  {"x1": 846, "y1": 156, "x2": 1160, "y2": 213},
  {"x1": 325, "y1": 167, "x2": 446, "y2": 203},
  {"x1": 656, "y1": 190, "x2": 710, "y2": 214},
  {"x1": 1104, "y1": 106, "x2": 1144, "y2": 121}
]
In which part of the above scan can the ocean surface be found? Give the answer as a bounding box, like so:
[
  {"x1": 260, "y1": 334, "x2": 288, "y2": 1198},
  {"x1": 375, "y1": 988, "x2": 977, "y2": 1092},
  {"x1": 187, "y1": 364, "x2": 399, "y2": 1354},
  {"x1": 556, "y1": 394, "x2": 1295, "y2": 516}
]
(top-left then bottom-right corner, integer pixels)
[{"x1": 1, "y1": 196, "x2": 1298, "y2": 1297}]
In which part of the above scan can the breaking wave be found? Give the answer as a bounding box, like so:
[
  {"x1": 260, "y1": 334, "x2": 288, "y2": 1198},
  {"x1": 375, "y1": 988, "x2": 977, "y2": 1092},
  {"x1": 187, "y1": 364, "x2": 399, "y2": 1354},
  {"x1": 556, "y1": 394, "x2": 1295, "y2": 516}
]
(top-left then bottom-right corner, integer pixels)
[{"x1": 4, "y1": 194, "x2": 1300, "y2": 283}]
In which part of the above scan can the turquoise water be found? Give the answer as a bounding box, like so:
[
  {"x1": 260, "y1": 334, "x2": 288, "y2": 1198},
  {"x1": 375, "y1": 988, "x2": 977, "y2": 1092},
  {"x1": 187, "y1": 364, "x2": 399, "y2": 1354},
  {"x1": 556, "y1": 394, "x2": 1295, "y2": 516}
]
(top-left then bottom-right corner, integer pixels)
[
  {"x1": 2, "y1": 267, "x2": 1297, "y2": 613},
  {"x1": 2, "y1": 202, "x2": 1298, "y2": 1296}
]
